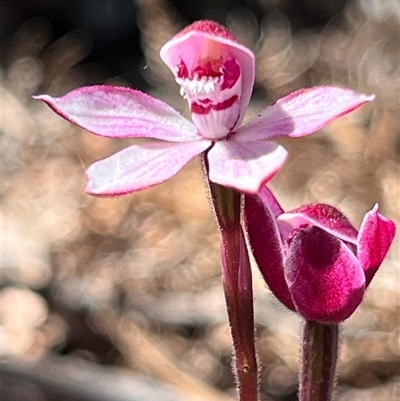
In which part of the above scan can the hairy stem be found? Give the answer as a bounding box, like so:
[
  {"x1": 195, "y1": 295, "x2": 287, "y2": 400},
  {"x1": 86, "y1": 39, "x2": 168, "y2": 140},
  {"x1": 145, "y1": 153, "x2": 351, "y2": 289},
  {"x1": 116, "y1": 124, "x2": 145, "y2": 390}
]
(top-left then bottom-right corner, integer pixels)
[
  {"x1": 299, "y1": 320, "x2": 340, "y2": 401},
  {"x1": 208, "y1": 179, "x2": 259, "y2": 401}
]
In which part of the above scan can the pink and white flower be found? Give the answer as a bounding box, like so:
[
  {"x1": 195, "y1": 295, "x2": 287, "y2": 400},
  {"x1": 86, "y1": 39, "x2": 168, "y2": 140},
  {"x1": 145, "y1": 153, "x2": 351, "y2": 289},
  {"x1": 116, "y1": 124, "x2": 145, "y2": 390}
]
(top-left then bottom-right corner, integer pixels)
[{"x1": 35, "y1": 20, "x2": 374, "y2": 196}]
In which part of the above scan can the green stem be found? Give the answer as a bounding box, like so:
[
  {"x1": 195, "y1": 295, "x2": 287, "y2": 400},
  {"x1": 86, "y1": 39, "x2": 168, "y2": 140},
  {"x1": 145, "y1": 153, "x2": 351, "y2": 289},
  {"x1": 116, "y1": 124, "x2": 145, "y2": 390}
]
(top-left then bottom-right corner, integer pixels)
[
  {"x1": 299, "y1": 320, "x2": 340, "y2": 401},
  {"x1": 208, "y1": 179, "x2": 259, "y2": 401}
]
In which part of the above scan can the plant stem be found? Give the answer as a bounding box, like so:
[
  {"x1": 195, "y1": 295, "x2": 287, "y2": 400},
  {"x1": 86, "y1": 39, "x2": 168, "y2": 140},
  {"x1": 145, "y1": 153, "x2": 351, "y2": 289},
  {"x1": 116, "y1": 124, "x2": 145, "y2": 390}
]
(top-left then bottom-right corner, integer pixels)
[
  {"x1": 208, "y1": 179, "x2": 259, "y2": 401},
  {"x1": 299, "y1": 320, "x2": 340, "y2": 401}
]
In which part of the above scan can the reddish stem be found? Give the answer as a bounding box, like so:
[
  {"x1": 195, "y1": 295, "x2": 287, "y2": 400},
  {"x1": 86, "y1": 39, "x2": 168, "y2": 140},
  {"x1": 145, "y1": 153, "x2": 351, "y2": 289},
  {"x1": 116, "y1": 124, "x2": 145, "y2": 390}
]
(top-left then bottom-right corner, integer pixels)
[
  {"x1": 299, "y1": 320, "x2": 339, "y2": 401},
  {"x1": 208, "y1": 180, "x2": 259, "y2": 401}
]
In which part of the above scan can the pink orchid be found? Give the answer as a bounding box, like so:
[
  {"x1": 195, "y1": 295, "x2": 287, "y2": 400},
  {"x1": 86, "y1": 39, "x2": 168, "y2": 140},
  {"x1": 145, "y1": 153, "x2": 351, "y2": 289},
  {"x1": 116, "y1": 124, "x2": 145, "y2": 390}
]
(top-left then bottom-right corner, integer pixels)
[
  {"x1": 35, "y1": 21, "x2": 374, "y2": 195},
  {"x1": 245, "y1": 188, "x2": 396, "y2": 323}
]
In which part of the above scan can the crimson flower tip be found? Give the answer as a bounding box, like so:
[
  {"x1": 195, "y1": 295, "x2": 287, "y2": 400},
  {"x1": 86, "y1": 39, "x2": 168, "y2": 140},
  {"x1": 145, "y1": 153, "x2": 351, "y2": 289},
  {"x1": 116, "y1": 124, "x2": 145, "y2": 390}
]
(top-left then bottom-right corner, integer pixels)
[{"x1": 245, "y1": 191, "x2": 396, "y2": 324}]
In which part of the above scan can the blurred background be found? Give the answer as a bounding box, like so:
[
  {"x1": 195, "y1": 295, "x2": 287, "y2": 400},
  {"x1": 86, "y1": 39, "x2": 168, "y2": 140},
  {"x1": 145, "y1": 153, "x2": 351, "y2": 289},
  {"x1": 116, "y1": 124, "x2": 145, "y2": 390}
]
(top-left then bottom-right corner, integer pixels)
[{"x1": 1, "y1": 0, "x2": 399, "y2": 400}]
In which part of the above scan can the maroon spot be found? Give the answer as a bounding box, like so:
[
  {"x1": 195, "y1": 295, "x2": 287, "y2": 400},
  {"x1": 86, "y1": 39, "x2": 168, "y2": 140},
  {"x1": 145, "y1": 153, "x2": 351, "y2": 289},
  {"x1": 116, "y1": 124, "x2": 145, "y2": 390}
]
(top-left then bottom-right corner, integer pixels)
[
  {"x1": 191, "y1": 102, "x2": 211, "y2": 115},
  {"x1": 214, "y1": 95, "x2": 238, "y2": 110},
  {"x1": 191, "y1": 95, "x2": 238, "y2": 115},
  {"x1": 176, "y1": 60, "x2": 189, "y2": 79},
  {"x1": 220, "y1": 58, "x2": 240, "y2": 90},
  {"x1": 193, "y1": 60, "x2": 222, "y2": 79}
]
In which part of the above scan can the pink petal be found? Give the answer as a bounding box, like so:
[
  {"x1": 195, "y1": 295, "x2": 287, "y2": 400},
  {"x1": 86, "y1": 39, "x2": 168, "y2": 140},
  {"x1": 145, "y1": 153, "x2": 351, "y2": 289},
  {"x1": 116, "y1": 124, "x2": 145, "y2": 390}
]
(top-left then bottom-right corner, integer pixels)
[
  {"x1": 234, "y1": 86, "x2": 375, "y2": 142},
  {"x1": 258, "y1": 187, "x2": 284, "y2": 219},
  {"x1": 244, "y1": 193, "x2": 295, "y2": 311},
  {"x1": 207, "y1": 140, "x2": 288, "y2": 193},
  {"x1": 357, "y1": 204, "x2": 397, "y2": 286},
  {"x1": 278, "y1": 203, "x2": 359, "y2": 244},
  {"x1": 160, "y1": 21, "x2": 255, "y2": 130},
  {"x1": 285, "y1": 227, "x2": 366, "y2": 323},
  {"x1": 85, "y1": 140, "x2": 211, "y2": 195},
  {"x1": 256, "y1": 187, "x2": 294, "y2": 243},
  {"x1": 34, "y1": 86, "x2": 199, "y2": 142}
]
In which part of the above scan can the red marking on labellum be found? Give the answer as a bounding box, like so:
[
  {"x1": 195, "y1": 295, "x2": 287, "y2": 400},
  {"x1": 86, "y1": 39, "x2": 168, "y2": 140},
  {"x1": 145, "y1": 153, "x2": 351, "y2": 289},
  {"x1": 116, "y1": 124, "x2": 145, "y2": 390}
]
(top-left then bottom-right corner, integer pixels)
[
  {"x1": 177, "y1": 60, "x2": 189, "y2": 79},
  {"x1": 176, "y1": 58, "x2": 240, "y2": 91},
  {"x1": 220, "y1": 58, "x2": 240, "y2": 90},
  {"x1": 191, "y1": 95, "x2": 238, "y2": 114}
]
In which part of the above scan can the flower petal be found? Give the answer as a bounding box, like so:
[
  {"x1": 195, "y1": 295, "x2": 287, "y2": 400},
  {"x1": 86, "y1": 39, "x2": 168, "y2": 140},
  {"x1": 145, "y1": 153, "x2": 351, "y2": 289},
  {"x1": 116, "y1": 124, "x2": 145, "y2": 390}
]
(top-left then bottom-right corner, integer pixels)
[
  {"x1": 244, "y1": 193, "x2": 295, "y2": 311},
  {"x1": 160, "y1": 20, "x2": 255, "y2": 131},
  {"x1": 257, "y1": 187, "x2": 295, "y2": 243},
  {"x1": 235, "y1": 86, "x2": 375, "y2": 142},
  {"x1": 258, "y1": 186, "x2": 284, "y2": 219},
  {"x1": 34, "y1": 86, "x2": 199, "y2": 142},
  {"x1": 285, "y1": 227, "x2": 366, "y2": 323},
  {"x1": 207, "y1": 140, "x2": 288, "y2": 193},
  {"x1": 357, "y1": 204, "x2": 397, "y2": 286},
  {"x1": 278, "y1": 203, "x2": 359, "y2": 244},
  {"x1": 85, "y1": 140, "x2": 211, "y2": 195}
]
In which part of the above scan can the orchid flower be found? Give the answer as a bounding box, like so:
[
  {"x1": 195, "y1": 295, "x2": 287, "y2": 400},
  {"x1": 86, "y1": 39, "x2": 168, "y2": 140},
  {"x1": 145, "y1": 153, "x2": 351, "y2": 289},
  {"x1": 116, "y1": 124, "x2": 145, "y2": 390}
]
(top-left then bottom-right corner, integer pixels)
[
  {"x1": 34, "y1": 20, "x2": 374, "y2": 196},
  {"x1": 245, "y1": 188, "x2": 396, "y2": 323},
  {"x1": 34, "y1": 20, "x2": 382, "y2": 401}
]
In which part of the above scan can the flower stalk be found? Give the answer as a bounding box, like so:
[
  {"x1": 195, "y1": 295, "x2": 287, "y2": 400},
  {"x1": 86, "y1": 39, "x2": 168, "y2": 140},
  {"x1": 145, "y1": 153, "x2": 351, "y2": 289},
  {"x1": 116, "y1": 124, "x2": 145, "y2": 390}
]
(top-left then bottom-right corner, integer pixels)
[
  {"x1": 299, "y1": 320, "x2": 340, "y2": 401},
  {"x1": 207, "y1": 175, "x2": 258, "y2": 401}
]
